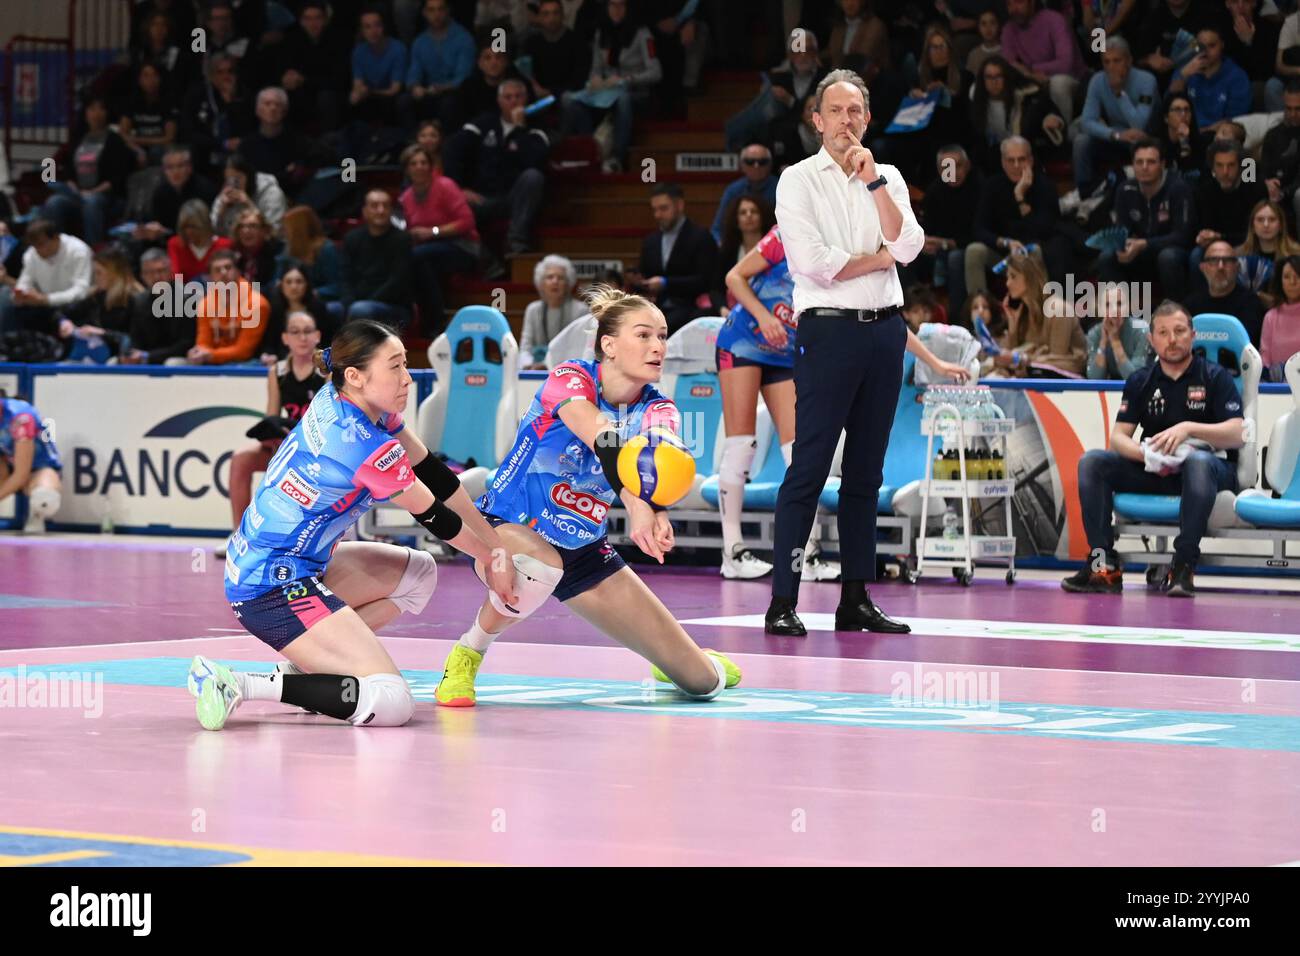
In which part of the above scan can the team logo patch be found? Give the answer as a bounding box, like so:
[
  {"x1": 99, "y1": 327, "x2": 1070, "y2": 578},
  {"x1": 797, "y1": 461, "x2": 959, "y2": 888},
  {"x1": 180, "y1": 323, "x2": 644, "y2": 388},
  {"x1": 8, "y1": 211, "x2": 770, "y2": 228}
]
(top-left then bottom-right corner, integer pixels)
[
  {"x1": 279, "y1": 468, "x2": 321, "y2": 507},
  {"x1": 371, "y1": 441, "x2": 406, "y2": 472},
  {"x1": 1187, "y1": 387, "x2": 1206, "y2": 403},
  {"x1": 773, "y1": 301, "x2": 795, "y2": 327},
  {"x1": 550, "y1": 482, "x2": 609, "y2": 524}
]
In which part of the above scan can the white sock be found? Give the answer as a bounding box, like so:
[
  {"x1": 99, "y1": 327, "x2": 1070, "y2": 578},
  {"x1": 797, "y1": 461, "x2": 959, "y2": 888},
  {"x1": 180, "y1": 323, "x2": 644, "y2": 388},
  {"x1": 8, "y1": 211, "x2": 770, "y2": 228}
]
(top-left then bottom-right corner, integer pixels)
[
  {"x1": 458, "y1": 611, "x2": 499, "y2": 654},
  {"x1": 237, "y1": 671, "x2": 284, "y2": 702},
  {"x1": 718, "y1": 482, "x2": 744, "y2": 558}
]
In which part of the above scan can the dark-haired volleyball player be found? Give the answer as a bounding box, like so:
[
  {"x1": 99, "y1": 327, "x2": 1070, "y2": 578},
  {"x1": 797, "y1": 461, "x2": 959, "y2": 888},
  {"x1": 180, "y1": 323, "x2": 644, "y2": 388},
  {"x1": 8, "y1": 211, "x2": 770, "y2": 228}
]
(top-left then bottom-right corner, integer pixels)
[
  {"x1": 188, "y1": 319, "x2": 517, "y2": 730},
  {"x1": 434, "y1": 286, "x2": 743, "y2": 706}
]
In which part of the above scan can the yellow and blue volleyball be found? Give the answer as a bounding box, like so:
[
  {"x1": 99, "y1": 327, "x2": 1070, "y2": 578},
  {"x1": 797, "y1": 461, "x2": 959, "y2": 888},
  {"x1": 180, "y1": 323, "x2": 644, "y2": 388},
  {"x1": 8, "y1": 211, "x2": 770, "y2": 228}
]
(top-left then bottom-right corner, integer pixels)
[{"x1": 617, "y1": 427, "x2": 696, "y2": 507}]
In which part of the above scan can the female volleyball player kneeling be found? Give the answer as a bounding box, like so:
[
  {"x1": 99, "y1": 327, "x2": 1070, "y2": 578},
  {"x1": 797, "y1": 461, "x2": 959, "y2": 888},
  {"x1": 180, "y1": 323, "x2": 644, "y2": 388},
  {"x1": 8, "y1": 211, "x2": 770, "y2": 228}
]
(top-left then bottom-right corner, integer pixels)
[
  {"x1": 188, "y1": 320, "x2": 516, "y2": 730},
  {"x1": 434, "y1": 286, "x2": 741, "y2": 707}
]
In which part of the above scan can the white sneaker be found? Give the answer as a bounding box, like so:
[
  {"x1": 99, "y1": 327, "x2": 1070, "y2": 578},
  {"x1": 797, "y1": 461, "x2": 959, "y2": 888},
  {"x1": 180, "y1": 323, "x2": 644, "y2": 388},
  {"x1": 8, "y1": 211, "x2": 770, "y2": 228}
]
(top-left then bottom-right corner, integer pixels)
[
  {"x1": 601, "y1": 157, "x2": 623, "y2": 174},
  {"x1": 802, "y1": 554, "x2": 842, "y2": 582},
  {"x1": 721, "y1": 547, "x2": 773, "y2": 580}
]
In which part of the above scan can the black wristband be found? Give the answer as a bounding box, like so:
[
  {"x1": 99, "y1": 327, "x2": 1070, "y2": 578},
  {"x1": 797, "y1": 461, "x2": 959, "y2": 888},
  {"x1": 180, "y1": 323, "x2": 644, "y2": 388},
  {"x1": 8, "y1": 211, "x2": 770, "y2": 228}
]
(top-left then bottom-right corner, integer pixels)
[
  {"x1": 413, "y1": 451, "x2": 461, "y2": 501},
  {"x1": 593, "y1": 429, "x2": 625, "y2": 496},
  {"x1": 414, "y1": 500, "x2": 463, "y2": 540}
]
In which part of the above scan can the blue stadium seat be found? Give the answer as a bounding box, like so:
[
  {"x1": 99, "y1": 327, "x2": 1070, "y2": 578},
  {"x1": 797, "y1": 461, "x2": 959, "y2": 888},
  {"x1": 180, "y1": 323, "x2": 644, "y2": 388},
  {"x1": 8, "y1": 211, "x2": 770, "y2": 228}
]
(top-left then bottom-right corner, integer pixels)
[{"x1": 1236, "y1": 353, "x2": 1300, "y2": 528}]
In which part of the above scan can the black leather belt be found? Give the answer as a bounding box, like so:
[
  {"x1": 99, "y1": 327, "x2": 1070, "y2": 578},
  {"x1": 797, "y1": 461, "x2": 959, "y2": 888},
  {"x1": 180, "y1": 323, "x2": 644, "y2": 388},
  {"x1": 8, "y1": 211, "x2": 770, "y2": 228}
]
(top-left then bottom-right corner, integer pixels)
[{"x1": 800, "y1": 306, "x2": 902, "y2": 323}]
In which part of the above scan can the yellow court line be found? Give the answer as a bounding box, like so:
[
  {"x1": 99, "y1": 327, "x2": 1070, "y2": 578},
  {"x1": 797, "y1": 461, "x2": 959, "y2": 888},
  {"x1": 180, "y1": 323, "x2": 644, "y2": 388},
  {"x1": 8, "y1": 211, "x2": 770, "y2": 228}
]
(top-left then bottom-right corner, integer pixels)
[
  {"x1": 0, "y1": 850, "x2": 108, "y2": 866},
  {"x1": 0, "y1": 825, "x2": 484, "y2": 867}
]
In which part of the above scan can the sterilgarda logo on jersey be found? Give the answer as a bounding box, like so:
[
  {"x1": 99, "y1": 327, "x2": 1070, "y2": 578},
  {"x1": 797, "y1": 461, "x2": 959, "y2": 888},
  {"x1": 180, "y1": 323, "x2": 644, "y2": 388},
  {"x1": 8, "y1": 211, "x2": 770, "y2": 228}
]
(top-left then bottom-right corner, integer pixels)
[
  {"x1": 72, "y1": 405, "x2": 261, "y2": 504},
  {"x1": 550, "y1": 482, "x2": 609, "y2": 524},
  {"x1": 371, "y1": 441, "x2": 405, "y2": 472}
]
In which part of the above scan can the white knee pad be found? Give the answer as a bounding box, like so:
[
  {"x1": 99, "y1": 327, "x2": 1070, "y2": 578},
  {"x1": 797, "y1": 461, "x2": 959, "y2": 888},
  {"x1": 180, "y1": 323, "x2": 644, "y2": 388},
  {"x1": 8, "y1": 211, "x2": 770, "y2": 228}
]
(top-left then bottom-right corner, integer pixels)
[
  {"x1": 28, "y1": 486, "x2": 60, "y2": 518},
  {"x1": 679, "y1": 654, "x2": 728, "y2": 701},
  {"x1": 390, "y1": 548, "x2": 438, "y2": 615},
  {"x1": 349, "y1": 673, "x2": 414, "y2": 727},
  {"x1": 718, "y1": 435, "x2": 757, "y2": 486},
  {"x1": 483, "y1": 552, "x2": 563, "y2": 619}
]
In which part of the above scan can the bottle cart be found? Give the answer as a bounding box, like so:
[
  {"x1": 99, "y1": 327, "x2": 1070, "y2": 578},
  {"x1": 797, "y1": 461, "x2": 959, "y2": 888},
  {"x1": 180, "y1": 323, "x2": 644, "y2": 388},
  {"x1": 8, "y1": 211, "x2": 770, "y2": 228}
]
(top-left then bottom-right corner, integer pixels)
[{"x1": 916, "y1": 385, "x2": 1017, "y2": 586}]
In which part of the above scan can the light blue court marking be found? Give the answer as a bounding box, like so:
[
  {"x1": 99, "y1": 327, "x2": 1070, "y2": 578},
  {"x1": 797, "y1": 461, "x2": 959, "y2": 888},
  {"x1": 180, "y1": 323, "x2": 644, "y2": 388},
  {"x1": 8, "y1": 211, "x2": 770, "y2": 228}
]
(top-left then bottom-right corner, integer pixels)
[
  {"x1": 0, "y1": 594, "x2": 113, "y2": 610},
  {"x1": 0, "y1": 831, "x2": 251, "y2": 866},
  {"x1": 5, "y1": 657, "x2": 1300, "y2": 752}
]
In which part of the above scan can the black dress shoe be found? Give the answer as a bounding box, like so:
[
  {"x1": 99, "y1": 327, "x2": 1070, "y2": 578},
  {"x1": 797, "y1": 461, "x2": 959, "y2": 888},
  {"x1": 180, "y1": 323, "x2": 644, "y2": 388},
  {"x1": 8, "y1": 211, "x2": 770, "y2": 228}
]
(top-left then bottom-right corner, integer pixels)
[
  {"x1": 834, "y1": 597, "x2": 911, "y2": 633},
  {"x1": 764, "y1": 604, "x2": 807, "y2": 636}
]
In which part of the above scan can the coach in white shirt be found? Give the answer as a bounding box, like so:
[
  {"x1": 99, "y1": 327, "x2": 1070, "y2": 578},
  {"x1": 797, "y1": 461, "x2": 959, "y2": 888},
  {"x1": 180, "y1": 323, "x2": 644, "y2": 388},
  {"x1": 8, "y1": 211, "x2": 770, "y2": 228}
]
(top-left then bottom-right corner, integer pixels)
[{"x1": 765, "y1": 69, "x2": 928, "y2": 637}]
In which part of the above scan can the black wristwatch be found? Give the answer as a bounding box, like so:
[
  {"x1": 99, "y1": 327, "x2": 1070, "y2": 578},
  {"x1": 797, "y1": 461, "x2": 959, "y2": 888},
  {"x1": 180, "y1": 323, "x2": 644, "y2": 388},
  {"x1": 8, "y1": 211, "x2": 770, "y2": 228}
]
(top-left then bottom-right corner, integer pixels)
[{"x1": 867, "y1": 174, "x2": 888, "y2": 191}]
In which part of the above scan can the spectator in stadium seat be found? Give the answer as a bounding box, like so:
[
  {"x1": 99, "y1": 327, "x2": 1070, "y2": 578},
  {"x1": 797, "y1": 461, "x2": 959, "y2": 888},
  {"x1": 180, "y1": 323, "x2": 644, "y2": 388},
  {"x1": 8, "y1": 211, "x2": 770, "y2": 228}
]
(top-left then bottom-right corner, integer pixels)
[
  {"x1": 771, "y1": 92, "x2": 820, "y2": 172},
  {"x1": 725, "y1": 29, "x2": 826, "y2": 153},
  {"x1": 1137, "y1": 0, "x2": 1226, "y2": 86},
  {"x1": 1260, "y1": 80, "x2": 1300, "y2": 230},
  {"x1": 562, "y1": 0, "x2": 662, "y2": 174},
  {"x1": 1192, "y1": 138, "x2": 1267, "y2": 271},
  {"x1": 406, "y1": 0, "x2": 476, "y2": 128},
  {"x1": 966, "y1": 136, "x2": 1072, "y2": 295},
  {"x1": 629, "y1": 182, "x2": 718, "y2": 335},
  {"x1": 351, "y1": 4, "x2": 408, "y2": 128},
  {"x1": 188, "y1": 248, "x2": 269, "y2": 365},
  {"x1": 1063, "y1": 301, "x2": 1244, "y2": 598},
  {"x1": 118, "y1": 61, "x2": 180, "y2": 167},
  {"x1": 828, "y1": 0, "x2": 890, "y2": 78},
  {"x1": 1098, "y1": 137, "x2": 1194, "y2": 302},
  {"x1": 263, "y1": 265, "x2": 335, "y2": 361},
  {"x1": 167, "y1": 199, "x2": 233, "y2": 282},
  {"x1": 915, "y1": 144, "x2": 983, "y2": 315},
  {"x1": 131, "y1": 7, "x2": 197, "y2": 88},
  {"x1": 523, "y1": 0, "x2": 590, "y2": 104},
  {"x1": 446, "y1": 78, "x2": 549, "y2": 256},
  {"x1": 985, "y1": 253, "x2": 1085, "y2": 377},
  {"x1": 182, "y1": 53, "x2": 255, "y2": 177},
  {"x1": 1000, "y1": 0, "x2": 1087, "y2": 123},
  {"x1": 1168, "y1": 26, "x2": 1251, "y2": 138},
  {"x1": 67, "y1": 248, "x2": 145, "y2": 349},
  {"x1": 39, "y1": 96, "x2": 135, "y2": 247},
  {"x1": 399, "y1": 143, "x2": 479, "y2": 338},
  {"x1": 967, "y1": 54, "x2": 1062, "y2": 174},
  {"x1": 241, "y1": 87, "x2": 310, "y2": 195},
  {"x1": 710, "y1": 144, "x2": 777, "y2": 243},
  {"x1": 454, "y1": 29, "x2": 530, "y2": 130},
  {"x1": 1184, "y1": 238, "x2": 1265, "y2": 348},
  {"x1": 1262, "y1": 254, "x2": 1300, "y2": 381},
  {"x1": 135, "y1": 145, "x2": 218, "y2": 247},
  {"x1": 1236, "y1": 200, "x2": 1299, "y2": 310},
  {"x1": 520, "y1": 254, "x2": 589, "y2": 368},
  {"x1": 275, "y1": 0, "x2": 349, "y2": 133},
  {"x1": 275, "y1": 206, "x2": 344, "y2": 320},
  {"x1": 644, "y1": 0, "x2": 709, "y2": 105},
  {"x1": 1270, "y1": 5, "x2": 1300, "y2": 112},
  {"x1": 714, "y1": 194, "x2": 776, "y2": 310},
  {"x1": 210, "y1": 153, "x2": 287, "y2": 237},
  {"x1": 1085, "y1": 281, "x2": 1152, "y2": 380},
  {"x1": 199, "y1": 0, "x2": 253, "y2": 82},
  {"x1": 0, "y1": 220, "x2": 93, "y2": 338},
  {"x1": 1074, "y1": 37, "x2": 1157, "y2": 197},
  {"x1": 227, "y1": 206, "x2": 282, "y2": 287},
  {"x1": 966, "y1": 8, "x2": 1002, "y2": 77},
  {"x1": 121, "y1": 248, "x2": 194, "y2": 364},
  {"x1": 1222, "y1": 0, "x2": 1280, "y2": 88},
  {"x1": 1145, "y1": 93, "x2": 1206, "y2": 185},
  {"x1": 340, "y1": 189, "x2": 414, "y2": 330}
]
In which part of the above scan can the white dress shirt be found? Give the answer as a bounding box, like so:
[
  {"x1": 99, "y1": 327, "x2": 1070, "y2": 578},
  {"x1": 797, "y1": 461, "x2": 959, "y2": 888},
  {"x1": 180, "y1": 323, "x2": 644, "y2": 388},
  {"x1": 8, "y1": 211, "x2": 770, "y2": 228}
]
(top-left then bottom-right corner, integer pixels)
[
  {"x1": 15, "y1": 233, "x2": 94, "y2": 308},
  {"x1": 775, "y1": 147, "x2": 924, "y2": 314}
]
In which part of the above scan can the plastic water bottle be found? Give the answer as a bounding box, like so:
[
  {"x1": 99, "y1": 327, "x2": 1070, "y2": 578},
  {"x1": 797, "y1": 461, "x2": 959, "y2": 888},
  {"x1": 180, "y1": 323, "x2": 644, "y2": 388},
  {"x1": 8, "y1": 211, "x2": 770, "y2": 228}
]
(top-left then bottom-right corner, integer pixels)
[{"x1": 943, "y1": 505, "x2": 961, "y2": 539}]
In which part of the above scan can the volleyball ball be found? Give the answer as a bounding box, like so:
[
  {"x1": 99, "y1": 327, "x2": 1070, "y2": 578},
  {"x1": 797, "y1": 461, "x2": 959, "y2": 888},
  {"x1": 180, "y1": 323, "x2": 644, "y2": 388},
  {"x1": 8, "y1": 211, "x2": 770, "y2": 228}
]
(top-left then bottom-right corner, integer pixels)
[{"x1": 617, "y1": 428, "x2": 696, "y2": 507}]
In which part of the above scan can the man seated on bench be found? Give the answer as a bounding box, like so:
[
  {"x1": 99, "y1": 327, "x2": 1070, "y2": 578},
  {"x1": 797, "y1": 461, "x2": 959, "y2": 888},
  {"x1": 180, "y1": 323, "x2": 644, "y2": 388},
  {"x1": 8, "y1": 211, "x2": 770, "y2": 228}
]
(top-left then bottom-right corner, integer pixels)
[{"x1": 1062, "y1": 300, "x2": 1245, "y2": 598}]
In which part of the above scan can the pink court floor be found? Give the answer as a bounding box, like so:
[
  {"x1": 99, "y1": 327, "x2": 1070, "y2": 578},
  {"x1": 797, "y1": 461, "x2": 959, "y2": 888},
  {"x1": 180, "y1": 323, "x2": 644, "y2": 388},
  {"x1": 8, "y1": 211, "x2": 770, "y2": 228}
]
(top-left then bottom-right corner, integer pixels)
[{"x1": 2, "y1": 535, "x2": 1299, "y2": 867}]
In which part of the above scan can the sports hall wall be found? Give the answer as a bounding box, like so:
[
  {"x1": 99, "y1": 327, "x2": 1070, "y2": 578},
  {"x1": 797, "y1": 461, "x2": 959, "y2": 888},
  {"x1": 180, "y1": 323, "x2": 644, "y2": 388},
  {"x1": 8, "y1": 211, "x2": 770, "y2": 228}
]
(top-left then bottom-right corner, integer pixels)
[{"x1": 1, "y1": 363, "x2": 1294, "y2": 564}]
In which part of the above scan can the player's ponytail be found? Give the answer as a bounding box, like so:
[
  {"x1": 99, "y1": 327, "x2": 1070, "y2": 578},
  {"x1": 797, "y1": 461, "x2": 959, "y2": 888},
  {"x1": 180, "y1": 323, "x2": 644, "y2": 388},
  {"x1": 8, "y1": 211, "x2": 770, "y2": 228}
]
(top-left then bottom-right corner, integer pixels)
[
  {"x1": 314, "y1": 320, "x2": 399, "y2": 389},
  {"x1": 585, "y1": 284, "x2": 660, "y2": 360}
]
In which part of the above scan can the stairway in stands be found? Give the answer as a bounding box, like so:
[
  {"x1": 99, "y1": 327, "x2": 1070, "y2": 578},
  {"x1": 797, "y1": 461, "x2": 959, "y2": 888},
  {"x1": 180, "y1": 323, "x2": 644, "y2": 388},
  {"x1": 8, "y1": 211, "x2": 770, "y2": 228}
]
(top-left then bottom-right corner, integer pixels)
[{"x1": 428, "y1": 70, "x2": 758, "y2": 366}]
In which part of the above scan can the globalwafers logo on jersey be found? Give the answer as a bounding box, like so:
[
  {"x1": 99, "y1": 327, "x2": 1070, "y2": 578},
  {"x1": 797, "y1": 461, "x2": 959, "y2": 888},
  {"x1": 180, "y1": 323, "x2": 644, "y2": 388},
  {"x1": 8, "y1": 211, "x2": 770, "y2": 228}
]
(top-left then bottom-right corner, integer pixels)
[
  {"x1": 371, "y1": 441, "x2": 406, "y2": 473},
  {"x1": 550, "y1": 481, "x2": 609, "y2": 524},
  {"x1": 279, "y1": 468, "x2": 321, "y2": 507}
]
